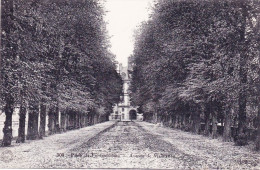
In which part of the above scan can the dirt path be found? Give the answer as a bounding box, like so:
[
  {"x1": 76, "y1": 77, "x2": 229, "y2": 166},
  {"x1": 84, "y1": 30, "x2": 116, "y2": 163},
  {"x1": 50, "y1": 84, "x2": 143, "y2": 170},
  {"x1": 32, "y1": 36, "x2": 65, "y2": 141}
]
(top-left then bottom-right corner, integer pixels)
[
  {"x1": 69, "y1": 121, "x2": 203, "y2": 169},
  {"x1": 136, "y1": 121, "x2": 260, "y2": 169},
  {"x1": 0, "y1": 121, "x2": 259, "y2": 169},
  {"x1": 0, "y1": 121, "x2": 116, "y2": 168}
]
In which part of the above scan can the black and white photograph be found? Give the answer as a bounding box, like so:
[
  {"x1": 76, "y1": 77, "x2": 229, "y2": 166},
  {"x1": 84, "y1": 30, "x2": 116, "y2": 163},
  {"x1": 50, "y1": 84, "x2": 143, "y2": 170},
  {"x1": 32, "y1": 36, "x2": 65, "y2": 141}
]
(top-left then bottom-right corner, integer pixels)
[{"x1": 0, "y1": 0, "x2": 260, "y2": 169}]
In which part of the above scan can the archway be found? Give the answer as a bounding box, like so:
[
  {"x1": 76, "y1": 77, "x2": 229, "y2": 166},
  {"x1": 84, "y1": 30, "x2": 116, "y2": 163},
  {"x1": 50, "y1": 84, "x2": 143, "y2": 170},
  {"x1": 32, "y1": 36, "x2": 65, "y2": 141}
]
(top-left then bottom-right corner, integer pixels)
[{"x1": 129, "y1": 110, "x2": 137, "y2": 120}]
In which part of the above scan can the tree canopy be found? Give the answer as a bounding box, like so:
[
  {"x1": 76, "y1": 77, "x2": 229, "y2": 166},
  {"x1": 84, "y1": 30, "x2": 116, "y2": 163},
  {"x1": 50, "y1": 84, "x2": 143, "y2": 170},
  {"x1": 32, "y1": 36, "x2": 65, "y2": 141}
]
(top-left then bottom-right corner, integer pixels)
[{"x1": 130, "y1": 0, "x2": 260, "y2": 149}]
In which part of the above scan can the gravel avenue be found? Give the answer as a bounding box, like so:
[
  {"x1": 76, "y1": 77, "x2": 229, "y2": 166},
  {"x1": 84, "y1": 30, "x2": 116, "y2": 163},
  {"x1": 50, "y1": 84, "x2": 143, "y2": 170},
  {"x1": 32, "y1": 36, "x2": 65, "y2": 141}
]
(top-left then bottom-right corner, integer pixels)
[{"x1": 0, "y1": 121, "x2": 259, "y2": 169}]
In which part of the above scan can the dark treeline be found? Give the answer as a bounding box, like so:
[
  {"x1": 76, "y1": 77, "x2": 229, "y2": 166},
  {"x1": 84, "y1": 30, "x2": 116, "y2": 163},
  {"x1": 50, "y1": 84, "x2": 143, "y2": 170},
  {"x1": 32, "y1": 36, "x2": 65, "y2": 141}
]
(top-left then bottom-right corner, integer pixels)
[
  {"x1": 130, "y1": 0, "x2": 260, "y2": 150},
  {"x1": 0, "y1": 0, "x2": 122, "y2": 146}
]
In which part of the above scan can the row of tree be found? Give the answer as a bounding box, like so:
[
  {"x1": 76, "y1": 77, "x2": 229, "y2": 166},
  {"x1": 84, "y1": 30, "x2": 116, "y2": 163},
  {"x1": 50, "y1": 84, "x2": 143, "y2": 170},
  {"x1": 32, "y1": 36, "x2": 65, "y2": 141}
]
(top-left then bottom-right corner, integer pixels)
[
  {"x1": 0, "y1": 0, "x2": 122, "y2": 146},
  {"x1": 130, "y1": 0, "x2": 260, "y2": 150}
]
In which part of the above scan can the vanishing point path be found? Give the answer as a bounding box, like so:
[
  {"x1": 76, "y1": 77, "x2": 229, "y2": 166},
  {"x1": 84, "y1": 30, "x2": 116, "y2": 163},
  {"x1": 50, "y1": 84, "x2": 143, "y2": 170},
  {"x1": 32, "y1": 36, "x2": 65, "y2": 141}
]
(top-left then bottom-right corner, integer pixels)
[{"x1": 0, "y1": 121, "x2": 259, "y2": 169}]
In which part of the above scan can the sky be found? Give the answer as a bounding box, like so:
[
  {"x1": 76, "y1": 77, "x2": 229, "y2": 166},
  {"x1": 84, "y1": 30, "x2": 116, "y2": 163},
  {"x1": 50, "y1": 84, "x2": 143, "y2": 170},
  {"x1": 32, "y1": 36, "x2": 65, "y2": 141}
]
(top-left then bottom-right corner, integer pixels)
[{"x1": 104, "y1": 0, "x2": 154, "y2": 66}]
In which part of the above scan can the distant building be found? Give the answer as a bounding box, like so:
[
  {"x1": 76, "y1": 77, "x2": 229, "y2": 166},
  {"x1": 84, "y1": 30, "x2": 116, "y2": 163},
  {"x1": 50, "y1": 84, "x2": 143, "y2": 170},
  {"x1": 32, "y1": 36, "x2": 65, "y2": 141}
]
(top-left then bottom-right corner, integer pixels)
[{"x1": 109, "y1": 60, "x2": 143, "y2": 121}]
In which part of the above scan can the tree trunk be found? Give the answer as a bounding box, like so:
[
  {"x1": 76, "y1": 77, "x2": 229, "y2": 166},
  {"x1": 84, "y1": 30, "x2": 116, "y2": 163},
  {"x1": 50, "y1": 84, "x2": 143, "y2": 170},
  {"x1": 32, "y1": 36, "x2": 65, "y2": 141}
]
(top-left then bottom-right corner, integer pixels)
[
  {"x1": 48, "y1": 107, "x2": 55, "y2": 135},
  {"x1": 81, "y1": 113, "x2": 85, "y2": 127},
  {"x1": 153, "y1": 111, "x2": 158, "y2": 123},
  {"x1": 2, "y1": 95, "x2": 14, "y2": 146},
  {"x1": 212, "y1": 112, "x2": 218, "y2": 139},
  {"x1": 64, "y1": 113, "x2": 68, "y2": 130},
  {"x1": 238, "y1": 89, "x2": 247, "y2": 134},
  {"x1": 75, "y1": 113, "x2": 79, "y2": 128},
  {"x1": 91, "y1": 114, "x2": 94, "y2": 125},
  {"x1": 17, "y1": 103, "x2": 26, "y2": 143},
  {"x1": 82, "y1": 113, "x2": 85, "y2": 127},
  {"x1": 78, "y1": 113, "x2": 81, "y2": 128},
  {"x1": 39, "y1": 103, "x2": 46, "y2": 139},
  {"x1": 171, "y1": 114, "x2": 176, "y2": 128},
  {"x1": 27, "y1": 102, "x2": 39, "y2": 140},
  {"x1": 204, "y1": 106, "x2": 210, "y2": 136},
  {"x1": 60, "y1": 111, "x2": 66, "y2": 132},
  {"x1": 87, "y1": 113, "x2": 90, "y2": 126},
  {"x1": 192, "y1": 111, "x2": 200, "y2": 134},
  {"x1": 223, "y1": 106, "x2": 232, "y2": 142},
  {"x1": 77, "y1": 113, "x2": 80, "y2": 128},
  {"x1": 92, "y1": 114, "x2": 94, "y2": 125},
  {"x1": 0, "y1": 0, "x2": 2, "y2": 81},
  {"x1": 87, "y1": 114, "x2": 90, "y2": 126},
  {"x1": 90, "y1": 114, "x2": 93, "y2": 125},
  {"x1": 162, "y1": 115, "x2": 165, "y2": 125},
  {"x1": 168, "y1": 114, "x2": 172, "y2": 127},
  {"x1": 93, "y1": 114, "x2": 95, "y2": 125},
  {"x1": 237, "y1": 1, "x2": 248, "y2": 142},
  {"x1": 72, "y1": 113, "x2": 75, "y2": 128},
  {"x1": 54, "y1": 107, "x2": 60, "y2": 133},
  {"x1": 174, "y1": 114, "x2": 179, "y2": 128},
  {"x1": 1, "y1": 0, "x2": 15, "y2": 145},
  {"x1": 84, "y1": 113, "x2": 88, "y2": 127},
  {"x1": 89, "y1": 113, "x2": 93, "y2": 125},
  {"x1": 181, "y1": 114, "x2": 185, "y2": 129},
  {"x1": 39, "y1": 83, "x2": 47, "y2": 138},
  {"x1": 95, "y1": 114, "x2": 98, "y2": 124},
  {"x1": 256, "y1": 105, "x2": 260, "y2": 150},
  {"x1": 78, "y1": 113, "x2": 82, "y2": 128},
  {"x1": 183, "y1": 113, "x2": 189, "y2": 131},
  {"x1": 66, "y1": 113, "x2": 69, "y2": 130},
  {"x1": 255, "y1": 2, "x2": 260, "y2": 151},
  {"x1": 17, "y1": 83, "x2": 27, "y2": 143}
]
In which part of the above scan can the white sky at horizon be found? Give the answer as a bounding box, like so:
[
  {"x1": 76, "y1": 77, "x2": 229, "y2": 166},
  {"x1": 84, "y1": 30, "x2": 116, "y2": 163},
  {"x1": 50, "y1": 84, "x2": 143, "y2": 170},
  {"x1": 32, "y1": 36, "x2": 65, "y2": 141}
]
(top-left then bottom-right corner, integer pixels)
[{"x1": 104, "y1": 0, "x2": 154, "y2": 67}]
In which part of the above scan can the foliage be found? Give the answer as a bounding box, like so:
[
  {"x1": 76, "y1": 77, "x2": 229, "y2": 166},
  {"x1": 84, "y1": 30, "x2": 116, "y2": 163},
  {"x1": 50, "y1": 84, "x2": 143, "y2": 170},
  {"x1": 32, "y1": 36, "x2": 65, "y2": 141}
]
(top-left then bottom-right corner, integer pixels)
[
  {"x1": 0, "y1": 0, "x2": 122, "y2": 116},
  {"x1": 130, "y1": 0, "x2": 260, "y2": 147}
]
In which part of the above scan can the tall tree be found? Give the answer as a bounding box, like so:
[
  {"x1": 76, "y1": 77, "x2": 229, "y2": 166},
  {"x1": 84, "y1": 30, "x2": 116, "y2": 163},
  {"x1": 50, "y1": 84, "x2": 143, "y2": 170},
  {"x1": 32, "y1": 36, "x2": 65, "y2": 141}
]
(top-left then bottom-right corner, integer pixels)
[
  {"x1": 1, "y1": 0, "x2": 17, "y2": 146},
  {"x1": 130, "y1": 0, "x2": 260, "y2": 148}
]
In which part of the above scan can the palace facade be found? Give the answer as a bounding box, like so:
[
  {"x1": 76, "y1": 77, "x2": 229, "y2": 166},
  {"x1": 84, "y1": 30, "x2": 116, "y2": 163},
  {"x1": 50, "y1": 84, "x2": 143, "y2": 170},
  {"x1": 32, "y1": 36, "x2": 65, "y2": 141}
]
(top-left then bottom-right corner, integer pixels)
[{"x1": 109, "y1": 61, "x2": 143, "y2": 121}]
